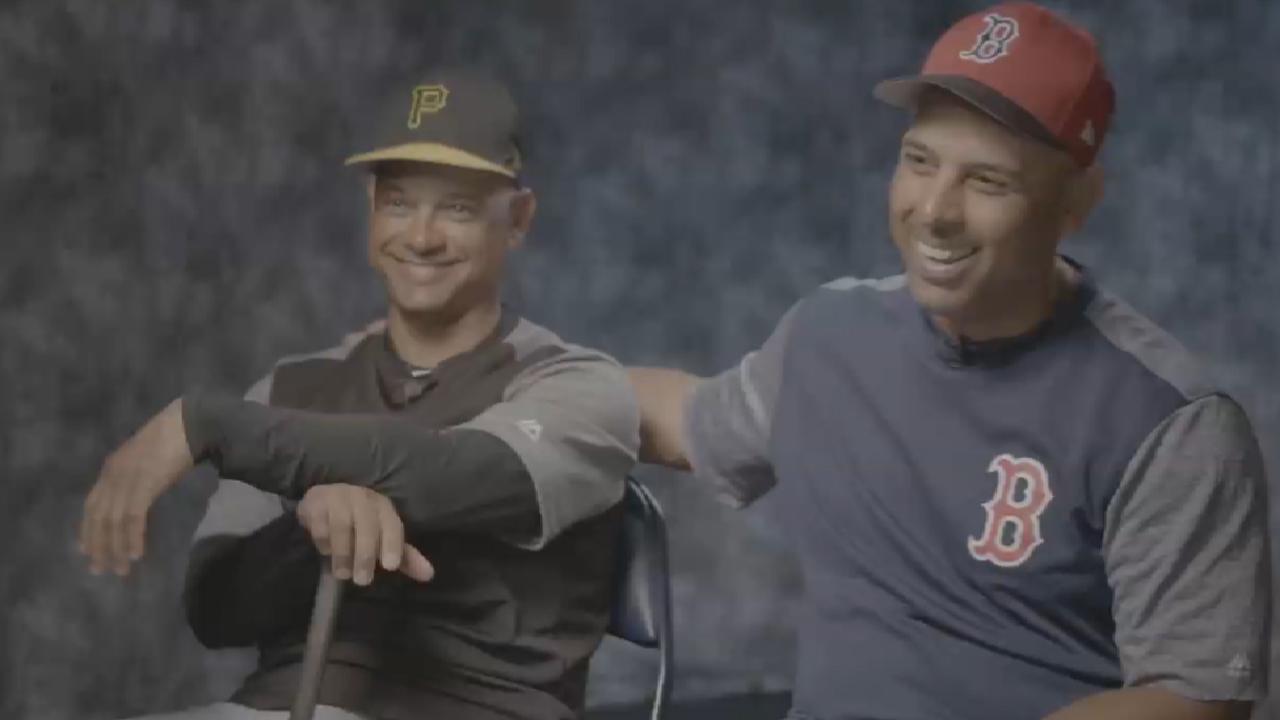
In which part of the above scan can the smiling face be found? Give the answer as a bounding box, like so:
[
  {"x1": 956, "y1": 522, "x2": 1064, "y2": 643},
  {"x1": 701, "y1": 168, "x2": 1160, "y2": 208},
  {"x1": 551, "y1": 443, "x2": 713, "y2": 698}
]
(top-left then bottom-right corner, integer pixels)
[
  {"x1": 888, "y1": 90, "x2": 1098, "y2": 340},
  {"x1": 367, "y1": 161, "x2": 534, "y2": 326}
]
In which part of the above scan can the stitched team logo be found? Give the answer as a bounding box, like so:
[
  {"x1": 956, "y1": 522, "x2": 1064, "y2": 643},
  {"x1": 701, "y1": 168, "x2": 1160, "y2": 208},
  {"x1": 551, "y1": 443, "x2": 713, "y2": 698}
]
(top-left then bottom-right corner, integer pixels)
[
  {"x1": 407, "y1": 84, "x2": 449, "y2": 128},
  {"x1": 1079, "y1": 120, "x2": 1097, "y2": 147},
  {"x1": 516, "y1": 419, "x2": 542, "y2": 442},
  {"x1": 968, "y1": 454, "x2": 1054, "y2": 567},
  {"x1": 1227, "y1": 654, "x2": 1253, "y2": 680},
  {"x1": 959, "y1": 13, "x2": 1020, "y2": 64}
]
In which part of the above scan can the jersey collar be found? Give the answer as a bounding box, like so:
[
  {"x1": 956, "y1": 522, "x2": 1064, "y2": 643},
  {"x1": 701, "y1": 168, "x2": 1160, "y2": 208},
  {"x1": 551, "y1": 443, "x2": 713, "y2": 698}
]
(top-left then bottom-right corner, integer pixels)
[
  {"x1": 374, "y1": 305, "x2": 518, "y2": 406},
  {"x1": 922, "y1": 256, "x2": 1097, "y2": 369}
]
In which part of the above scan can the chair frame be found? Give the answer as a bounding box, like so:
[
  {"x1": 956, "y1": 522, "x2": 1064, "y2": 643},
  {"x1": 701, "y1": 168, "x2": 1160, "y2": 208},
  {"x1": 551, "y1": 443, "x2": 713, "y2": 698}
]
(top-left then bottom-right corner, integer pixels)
[{"x1": 606, "y1": 476, "x2": 675, "y2": 720}]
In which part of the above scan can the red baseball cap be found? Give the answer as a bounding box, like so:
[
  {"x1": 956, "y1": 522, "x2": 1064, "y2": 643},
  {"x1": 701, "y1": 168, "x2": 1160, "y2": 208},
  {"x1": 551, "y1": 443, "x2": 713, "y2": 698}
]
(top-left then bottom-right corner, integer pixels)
[{"x1": 874, "y1": 1, "x2": 1115, "y2": 166}]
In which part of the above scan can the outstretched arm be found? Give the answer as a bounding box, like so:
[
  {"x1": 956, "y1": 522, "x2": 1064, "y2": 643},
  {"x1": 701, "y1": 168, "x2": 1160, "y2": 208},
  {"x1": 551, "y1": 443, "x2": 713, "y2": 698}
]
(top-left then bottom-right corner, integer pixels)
[
  {"x1": 80, "y1": 346, "x2": 637, "y2": 574},
  {"x1": 181, "y1": 392, "x2": 543, "y2": 539},
  {"x1": 628, "y1": 301, "x2": 802, "y2": 509},
  {"x1": 182, "y1": 345, "x2": 636, "y2": 549},
  {"x1": 627, "y1": 367, "x2": 701, "y2": 470}
]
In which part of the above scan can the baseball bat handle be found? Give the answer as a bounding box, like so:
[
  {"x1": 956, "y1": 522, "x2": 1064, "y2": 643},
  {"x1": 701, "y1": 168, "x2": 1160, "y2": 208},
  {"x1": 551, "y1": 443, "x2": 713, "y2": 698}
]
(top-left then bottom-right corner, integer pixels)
[{"x1": 289, "y1": 564, "x2": 346, "y2": 720}]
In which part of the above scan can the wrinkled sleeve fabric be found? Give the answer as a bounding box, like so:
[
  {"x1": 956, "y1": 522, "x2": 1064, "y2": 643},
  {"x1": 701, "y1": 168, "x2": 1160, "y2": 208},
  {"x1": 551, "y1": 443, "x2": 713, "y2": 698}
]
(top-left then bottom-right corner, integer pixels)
[
  {"x1": 682, "y1": 302, "x2": 800, "y2": 508},
  {"x1": 181, "y1": 400, "x2": 540, "y2": 542},
  {"x1": 183, "y1": 348, "x2": 637, "y2": 550},
  {"x1": 454, "y1": 347, "x2": 640, "y2": 549},
  {"x1": 1104, "y1": 393, "x2": 1271, "y2": 701}
]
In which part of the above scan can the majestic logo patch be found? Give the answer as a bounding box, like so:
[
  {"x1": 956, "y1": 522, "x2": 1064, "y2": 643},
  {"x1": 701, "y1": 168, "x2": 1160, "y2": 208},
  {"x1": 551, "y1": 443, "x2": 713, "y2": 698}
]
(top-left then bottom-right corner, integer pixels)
[
  {"x1": 1227, "y1": 654, "x2": 1253, "y2": 679},
  {"x1": 968, "y1": 454, "x2": 1054, "y2": 567},
  {"x1": 959, "y1": 13, "x2": 1020, "y2": 64},
  {"x1": 516, "y1": 419, "x2": 542, "y2": 442},
  {"x1": 407, "y1": 84, "x2": 449, "y2": 129}
]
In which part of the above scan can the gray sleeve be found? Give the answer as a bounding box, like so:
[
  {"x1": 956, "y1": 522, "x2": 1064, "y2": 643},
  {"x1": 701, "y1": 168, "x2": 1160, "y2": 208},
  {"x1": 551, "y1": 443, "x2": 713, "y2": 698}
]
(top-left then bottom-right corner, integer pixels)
[
  {"x1": 190, "y1": 372, "x2": 285, "y2": 547},
  {"x1": 682, "y1": 302, "x2": 799, "y2": 508},
  {"x1": 1104, "y1": 393, "x2": 1272, "y2": 701},
  {"x1": 457, "y1": 347, "x2": 639, "y2": 550}
]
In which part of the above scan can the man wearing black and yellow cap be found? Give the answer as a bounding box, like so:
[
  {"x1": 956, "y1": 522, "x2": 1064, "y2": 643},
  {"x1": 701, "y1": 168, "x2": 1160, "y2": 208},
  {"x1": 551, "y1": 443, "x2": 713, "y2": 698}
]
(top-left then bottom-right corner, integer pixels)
[{"x1": 79, "y1": 68, "x2": 639, "y2": 720}]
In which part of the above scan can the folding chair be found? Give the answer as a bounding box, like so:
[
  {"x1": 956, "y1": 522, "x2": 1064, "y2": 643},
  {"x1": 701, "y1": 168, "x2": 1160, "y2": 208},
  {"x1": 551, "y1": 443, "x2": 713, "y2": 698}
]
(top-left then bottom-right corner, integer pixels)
[{"x1": 604, "y1": 475, "x2": 675, "y2": 720}]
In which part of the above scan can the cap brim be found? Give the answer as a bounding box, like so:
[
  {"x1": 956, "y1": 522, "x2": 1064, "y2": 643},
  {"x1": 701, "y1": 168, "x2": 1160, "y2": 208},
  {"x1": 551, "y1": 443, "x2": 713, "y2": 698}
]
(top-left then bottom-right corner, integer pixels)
[
  {"x1": 873, "y1": 74, "x2": 1064, "y2": 151},
  {"x1": 344, "y1": 142, "x2": 516, "y2": 178}
]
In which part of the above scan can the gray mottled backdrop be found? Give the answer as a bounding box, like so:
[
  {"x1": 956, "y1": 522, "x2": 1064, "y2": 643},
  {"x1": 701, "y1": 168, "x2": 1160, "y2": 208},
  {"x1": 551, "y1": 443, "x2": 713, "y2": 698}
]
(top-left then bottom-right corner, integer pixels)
[{"x1": 1, "y1": 1, "x2": 1277, "y2": 718}]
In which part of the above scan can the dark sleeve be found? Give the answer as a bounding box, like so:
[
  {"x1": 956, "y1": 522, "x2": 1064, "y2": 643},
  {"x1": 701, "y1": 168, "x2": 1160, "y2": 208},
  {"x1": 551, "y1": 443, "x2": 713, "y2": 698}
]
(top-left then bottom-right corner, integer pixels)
[
  {"x1": 182, "y1": 392, "x2": 540, "y2": 541},
  {"x1": 184, "y1": 514, "x2": 321, "y2": 649}
]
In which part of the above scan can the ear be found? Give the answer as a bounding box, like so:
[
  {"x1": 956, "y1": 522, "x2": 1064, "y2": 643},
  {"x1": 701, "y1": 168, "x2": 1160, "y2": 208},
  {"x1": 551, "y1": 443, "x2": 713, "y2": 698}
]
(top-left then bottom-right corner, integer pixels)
[
  {"x1": 506, "y1": 188, "x2": 537, "y2": 250},
  {"x1": 1060, "y1": 163, "x2": 1103, "y2": 236}
]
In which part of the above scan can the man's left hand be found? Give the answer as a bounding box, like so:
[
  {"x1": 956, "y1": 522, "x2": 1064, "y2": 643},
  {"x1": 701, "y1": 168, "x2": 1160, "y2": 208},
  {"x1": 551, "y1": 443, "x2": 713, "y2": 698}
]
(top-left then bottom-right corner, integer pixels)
[{"x1": 79, "y1": 398, "x2": 194, "y2": 576}]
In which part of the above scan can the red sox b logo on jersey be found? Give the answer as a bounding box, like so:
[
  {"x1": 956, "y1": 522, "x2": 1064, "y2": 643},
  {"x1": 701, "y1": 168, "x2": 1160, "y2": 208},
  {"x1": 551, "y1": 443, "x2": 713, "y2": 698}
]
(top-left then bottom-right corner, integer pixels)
[
  {"x1": 968, "y1": 454, "x2": 1054, "y2": 567},
  {"x1": 959, "y1": 13, "x2": 1020, "y2": 64}
]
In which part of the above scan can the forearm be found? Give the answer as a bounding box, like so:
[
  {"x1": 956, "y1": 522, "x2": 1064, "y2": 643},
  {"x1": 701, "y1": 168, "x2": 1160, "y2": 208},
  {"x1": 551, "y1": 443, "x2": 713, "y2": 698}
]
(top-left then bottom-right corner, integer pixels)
[
  {"x1": 182, "y1": 391, "x2": 540, "y2": 538},
  {"x1": 1044, "y1": 687, "x2": 1249, "y2": 720},
  {"x1": 627, "y1": 367, "x2": 701, "y2": 469}
]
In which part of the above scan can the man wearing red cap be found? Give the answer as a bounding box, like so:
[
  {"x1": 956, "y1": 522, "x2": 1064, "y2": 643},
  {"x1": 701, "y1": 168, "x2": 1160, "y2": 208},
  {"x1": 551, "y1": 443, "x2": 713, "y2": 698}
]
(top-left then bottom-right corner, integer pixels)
[{"x1": 633, "y1": 2, "x2": 1269, "y2": 719}]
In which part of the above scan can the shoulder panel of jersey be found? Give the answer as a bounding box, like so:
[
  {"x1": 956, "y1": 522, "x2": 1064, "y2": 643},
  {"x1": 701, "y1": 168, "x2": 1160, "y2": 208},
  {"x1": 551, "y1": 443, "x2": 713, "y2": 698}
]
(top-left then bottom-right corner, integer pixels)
[
  {"x1": 267, "y1": 335, "x2": 372, "y2": 407},
  {"x1": 1083, "y1": 287, "x2": 1218, "y2": 403}
]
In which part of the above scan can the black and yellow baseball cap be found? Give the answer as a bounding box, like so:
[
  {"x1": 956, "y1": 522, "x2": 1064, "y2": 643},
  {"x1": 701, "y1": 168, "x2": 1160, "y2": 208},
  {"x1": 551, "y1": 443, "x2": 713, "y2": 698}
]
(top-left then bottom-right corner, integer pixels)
[{"x1": 345, "y1": 67, "x2": 523, "y2": 179}]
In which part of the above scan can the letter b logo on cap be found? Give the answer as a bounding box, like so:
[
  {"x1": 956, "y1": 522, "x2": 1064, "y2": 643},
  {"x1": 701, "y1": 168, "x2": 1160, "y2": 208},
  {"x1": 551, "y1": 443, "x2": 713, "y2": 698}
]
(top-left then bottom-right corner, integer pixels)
[{"x1": 960, "y1": 13, "x2": 1020, "y2": 64}]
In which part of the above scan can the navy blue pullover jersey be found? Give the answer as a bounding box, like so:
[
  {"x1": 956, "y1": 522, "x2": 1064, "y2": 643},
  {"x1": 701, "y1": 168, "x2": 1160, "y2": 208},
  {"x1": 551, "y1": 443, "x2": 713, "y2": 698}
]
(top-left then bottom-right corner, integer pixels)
[{"x1": 685, "y1": 263, "x2": 1270, "y2": 720}]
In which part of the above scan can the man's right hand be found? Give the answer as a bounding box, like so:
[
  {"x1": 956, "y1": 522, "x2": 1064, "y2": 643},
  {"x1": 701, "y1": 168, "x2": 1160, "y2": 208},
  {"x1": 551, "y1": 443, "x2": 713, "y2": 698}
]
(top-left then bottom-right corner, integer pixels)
[{"x1": 297, "y1": 484, "x2": 434, "y2": 586}]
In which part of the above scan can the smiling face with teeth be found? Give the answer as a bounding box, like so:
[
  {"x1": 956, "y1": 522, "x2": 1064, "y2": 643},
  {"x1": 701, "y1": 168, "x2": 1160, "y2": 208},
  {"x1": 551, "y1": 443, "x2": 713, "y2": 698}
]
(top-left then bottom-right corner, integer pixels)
[
  {"x1": 889, "y1": 90, "x2": 1099, "y2": 341},
  {"x1": 367, "y1": 161, "x2": 535, "y2": 327}
]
